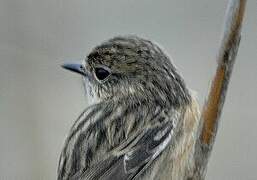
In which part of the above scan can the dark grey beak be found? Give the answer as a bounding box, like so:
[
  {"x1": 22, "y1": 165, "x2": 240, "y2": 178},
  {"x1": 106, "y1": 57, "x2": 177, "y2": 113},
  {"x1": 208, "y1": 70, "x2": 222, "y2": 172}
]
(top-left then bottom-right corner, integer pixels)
[{"x1": 61, "y1": 63, "x2": 86, "y2": 76}]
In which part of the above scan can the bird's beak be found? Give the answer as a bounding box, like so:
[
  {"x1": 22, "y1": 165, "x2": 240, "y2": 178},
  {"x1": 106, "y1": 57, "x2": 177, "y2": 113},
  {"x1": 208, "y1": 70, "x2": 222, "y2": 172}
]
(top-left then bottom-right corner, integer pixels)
[{"x1": 61, "y1": 63, "x2": 86, "y2": 76}]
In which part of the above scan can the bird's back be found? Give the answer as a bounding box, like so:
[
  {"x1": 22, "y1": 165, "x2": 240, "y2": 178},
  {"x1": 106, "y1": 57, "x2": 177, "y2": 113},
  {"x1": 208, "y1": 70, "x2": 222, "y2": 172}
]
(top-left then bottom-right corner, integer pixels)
[{"x1": 58, "y1": 96, "x2": 200, "y2": 180}]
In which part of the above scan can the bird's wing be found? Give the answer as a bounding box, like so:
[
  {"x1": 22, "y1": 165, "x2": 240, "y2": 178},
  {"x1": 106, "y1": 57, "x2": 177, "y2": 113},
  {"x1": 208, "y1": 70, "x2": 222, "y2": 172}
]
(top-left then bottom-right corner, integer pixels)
[{"x1": 78, "y1": 120, "x2": 174, "y2": 180}]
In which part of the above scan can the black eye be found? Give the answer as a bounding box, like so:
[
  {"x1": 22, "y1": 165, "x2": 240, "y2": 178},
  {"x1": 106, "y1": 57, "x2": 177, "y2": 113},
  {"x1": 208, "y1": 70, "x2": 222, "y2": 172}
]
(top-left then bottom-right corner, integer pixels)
[{"x1": 94, "y1": 67, "x2": 110, "y2": 81}]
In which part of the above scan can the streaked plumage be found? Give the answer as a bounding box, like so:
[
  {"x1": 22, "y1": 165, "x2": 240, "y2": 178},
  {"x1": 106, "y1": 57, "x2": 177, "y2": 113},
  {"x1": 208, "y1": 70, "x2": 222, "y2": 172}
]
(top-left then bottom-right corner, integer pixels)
[{"x1": 58, "y1": 36, "x2": 200, "y2": 180}]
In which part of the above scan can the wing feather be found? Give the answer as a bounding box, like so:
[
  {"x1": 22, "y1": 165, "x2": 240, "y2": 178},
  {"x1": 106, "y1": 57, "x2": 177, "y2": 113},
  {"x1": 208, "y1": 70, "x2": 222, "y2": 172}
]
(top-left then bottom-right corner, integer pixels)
[{"x1": 78, "y1": 121, "x2": 173, "y2": 180}]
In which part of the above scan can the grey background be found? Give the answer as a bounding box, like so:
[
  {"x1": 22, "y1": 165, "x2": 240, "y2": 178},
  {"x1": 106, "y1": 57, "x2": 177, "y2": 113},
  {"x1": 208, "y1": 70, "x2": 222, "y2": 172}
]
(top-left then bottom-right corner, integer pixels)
[{"x1": 0, "y1": 0, "x2": 256, "y2": 179}]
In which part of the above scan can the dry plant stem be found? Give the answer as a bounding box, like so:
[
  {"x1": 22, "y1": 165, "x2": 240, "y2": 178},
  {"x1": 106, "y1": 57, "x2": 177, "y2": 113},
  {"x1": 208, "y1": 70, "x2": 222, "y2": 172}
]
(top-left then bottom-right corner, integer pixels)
[
  {"x1": 192, "y1": 0, "x2": 247, "y2": 179},
  {"x1": 201, "y1": 0, "x2": 247, "y2": 145}
]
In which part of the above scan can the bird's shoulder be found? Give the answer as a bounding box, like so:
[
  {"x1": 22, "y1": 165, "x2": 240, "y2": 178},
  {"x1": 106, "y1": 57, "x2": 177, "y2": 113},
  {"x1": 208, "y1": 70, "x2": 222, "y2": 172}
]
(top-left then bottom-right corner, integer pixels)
[{"x1": 58, "y1": 101, "x2": 184, "y2": 180}]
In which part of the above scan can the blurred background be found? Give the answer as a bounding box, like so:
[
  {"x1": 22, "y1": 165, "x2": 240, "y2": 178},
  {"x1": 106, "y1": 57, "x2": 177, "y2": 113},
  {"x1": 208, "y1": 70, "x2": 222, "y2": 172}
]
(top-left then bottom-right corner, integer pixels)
[{"x1": 0, "y1": 0, "x2": 256, "y2": 179}]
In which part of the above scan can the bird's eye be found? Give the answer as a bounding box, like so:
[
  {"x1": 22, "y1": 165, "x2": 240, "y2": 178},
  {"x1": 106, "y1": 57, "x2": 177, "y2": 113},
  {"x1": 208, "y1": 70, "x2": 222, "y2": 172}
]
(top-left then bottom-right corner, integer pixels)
[{"x1": 94, "y1": 67, "x2": 110, "y2": 81}]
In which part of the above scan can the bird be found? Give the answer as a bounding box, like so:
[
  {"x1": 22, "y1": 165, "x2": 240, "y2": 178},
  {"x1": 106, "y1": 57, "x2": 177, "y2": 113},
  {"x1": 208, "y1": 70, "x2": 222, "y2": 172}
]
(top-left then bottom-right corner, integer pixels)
[{"x1": 58, "y1": 35, "x2": 200, "y2": 180}]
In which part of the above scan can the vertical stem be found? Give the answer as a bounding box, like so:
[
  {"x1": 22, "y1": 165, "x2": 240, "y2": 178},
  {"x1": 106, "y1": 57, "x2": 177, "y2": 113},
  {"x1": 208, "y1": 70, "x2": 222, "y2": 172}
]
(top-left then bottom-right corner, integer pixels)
[
  {"x1": 200, "y1": 0, "x2": 246, "y2": 147},
  {"x1": 192, "y1": 1, "x2": 247, "y2": 179}
]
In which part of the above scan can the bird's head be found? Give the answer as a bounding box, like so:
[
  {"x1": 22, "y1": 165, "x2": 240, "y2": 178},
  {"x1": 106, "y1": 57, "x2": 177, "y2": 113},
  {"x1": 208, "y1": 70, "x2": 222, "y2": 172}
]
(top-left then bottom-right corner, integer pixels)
[{"x1": 62, "y1": 36, "x2": 190, "y2": 107}]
